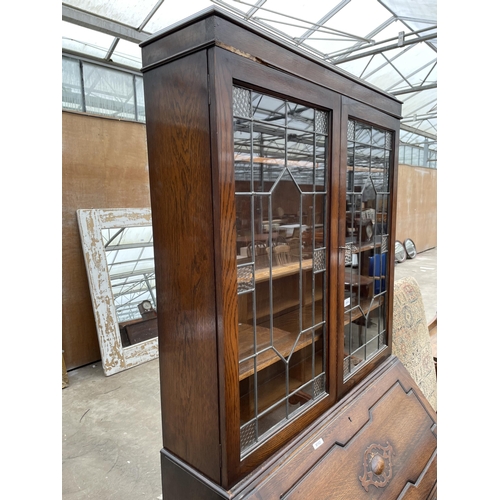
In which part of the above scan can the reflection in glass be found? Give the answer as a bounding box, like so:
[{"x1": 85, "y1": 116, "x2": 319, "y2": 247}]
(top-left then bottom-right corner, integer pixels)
[
  {"x1": 252, "y1": 91, "x2": 286, "y2": 125},
  {"x1": 234, "y1": 86, "x2": 329, "y2": 455},
  {"x1": 102, "y1": 226, "x2": 157, "y2": 346},
  {"x1": 343, "y1": 120, "x2": 392, "y2": 379}
]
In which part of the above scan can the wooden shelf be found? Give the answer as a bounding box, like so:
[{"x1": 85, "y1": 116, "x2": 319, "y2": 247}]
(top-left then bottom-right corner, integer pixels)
[
  {"x1": 344, "y1": 274, "x2": 385, "y2": 286},
  {"x1": 343, "y1": 296, "x2": 384, "y2": 326},
  {"x1": 240, "y1": 354, "x2": 324, "y2": 423},
  {"x1": 252, "y1": 258, "x2": 313, "y2": 284},
  {"x1": 344, "y1": 274, "x2": 373, "y2": 286},
  {"x1": 239, "y1": 266, "x2": 323, "y2": 324},
  {"x1": 345, "y1": 240, "x2": 383, "y2": 254},
  {"x1": 238, "y1": 318, "x2": 322, "y2": 380},
  {"x1": 234, "y1": 153, "x2": 320, "y2": 169},
  {"x1": 347, "y1": 165, "x2": 386, "y2": 173}
]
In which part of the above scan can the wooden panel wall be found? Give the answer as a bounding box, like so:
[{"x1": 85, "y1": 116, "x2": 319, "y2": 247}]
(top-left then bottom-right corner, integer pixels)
[
  {"x1": 62, "y1": 111, "x2": 151, "y2": 370},
  {"x1": 62, "y1": 112, "x2": 436, "y2": 371},
  {"x1": 395, "y1": 164, "x2": 437, "y2": 253}
]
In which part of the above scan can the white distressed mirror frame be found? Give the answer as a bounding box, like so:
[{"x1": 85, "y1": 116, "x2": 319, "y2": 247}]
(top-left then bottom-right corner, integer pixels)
[{"x1": 77, "y1": 208, "x2": 158, "y2": 376}]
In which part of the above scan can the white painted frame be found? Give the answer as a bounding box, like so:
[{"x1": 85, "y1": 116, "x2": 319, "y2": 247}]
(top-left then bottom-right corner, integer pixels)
[{"x1": 77, "y1": 208, "x2": 158, "y2": 376}]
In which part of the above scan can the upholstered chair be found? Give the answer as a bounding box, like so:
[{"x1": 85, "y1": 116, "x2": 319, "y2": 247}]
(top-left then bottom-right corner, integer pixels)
[{"x1": 392, "y1": 276, "x2": 437, "y2": 411}]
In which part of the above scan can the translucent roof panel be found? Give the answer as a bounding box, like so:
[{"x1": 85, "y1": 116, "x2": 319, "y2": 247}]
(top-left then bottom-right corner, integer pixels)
[
  {"x1": 142, "y1": 0, "x2": 216, "y2": 33},
  {"x1": 62, "y1": 21, "x2": 116, "y2": 60},
  {"x1": 382, "y1": 0, "x2": 437, "y2": 31},
  {"x1": 62, "y1": 0, "x2": 437, "y2": 146},
  {"x1": 64, "y1": 0, "x2": 161, "y2": 28},
  {"x1": 112, "y1": 39, "x2": 143, "y2": 69}
]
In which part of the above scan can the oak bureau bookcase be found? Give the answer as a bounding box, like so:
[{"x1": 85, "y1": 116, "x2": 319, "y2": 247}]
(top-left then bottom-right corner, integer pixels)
[{"x1": 141, "y1": 7, "x2": 437, "y2": 499}]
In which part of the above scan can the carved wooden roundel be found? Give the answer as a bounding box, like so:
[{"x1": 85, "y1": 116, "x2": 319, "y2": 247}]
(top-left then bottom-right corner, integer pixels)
[{"x1": 359, "y1": 442, "x2": 394, "y2": 492}]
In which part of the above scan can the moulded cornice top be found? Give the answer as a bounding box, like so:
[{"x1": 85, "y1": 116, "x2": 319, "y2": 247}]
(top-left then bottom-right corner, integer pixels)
[{"x1": 140, "y1": 5, "x2": 403, "y2": 115}]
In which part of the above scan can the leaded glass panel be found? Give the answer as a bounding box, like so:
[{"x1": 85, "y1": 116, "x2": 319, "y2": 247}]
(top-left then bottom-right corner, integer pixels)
[
  {"x1": 234, "y1": 86, "x2": 329, "y2": 456},
  {"x1": 343, "y1": 119, "x2": 392, "y2": 380},
  {"x1": 287, "y1": 101, "x2": 314, "y2": 131},
  {"x1": 315, "y1": 134, "x2": 327, "y2": 190},
  {"x1": 233, "y1": 86, "x2": 251, "y2": 118}
]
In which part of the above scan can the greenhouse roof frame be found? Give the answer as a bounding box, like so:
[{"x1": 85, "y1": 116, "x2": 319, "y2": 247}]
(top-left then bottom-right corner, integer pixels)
[{"x1": 62, "y1": 0, "x2": 437, "y2": 146}]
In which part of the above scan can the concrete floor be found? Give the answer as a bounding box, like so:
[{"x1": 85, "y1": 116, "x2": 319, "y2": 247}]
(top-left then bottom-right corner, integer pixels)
[{"x1": 62, "y1": 247, "x2": 437, "y2": 500}]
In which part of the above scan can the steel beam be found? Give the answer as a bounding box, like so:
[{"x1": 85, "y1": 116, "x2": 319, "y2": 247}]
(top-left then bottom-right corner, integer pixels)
[
  {"x1": 62, "y1": 5, "x2": 148, "y2": 44},
  {"x1": 400, "y1": 123, "x2": 436, "y2": 141},
  {"x1": 391, "y1": 83, "x2": 437, "y2": 95},
  {"x1": 331, "y1": 31, "x2": 436, "y2": 63},
  {"x1": 401, "y1": 112, "x2": 437, "y2": 123},
  {"x1": 296, "y1": 0, "x2": 352, "y2": 45}
]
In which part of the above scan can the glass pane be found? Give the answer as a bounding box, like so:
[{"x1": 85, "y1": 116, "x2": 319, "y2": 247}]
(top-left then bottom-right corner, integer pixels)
[
  {"x1": 372, "y1": 128, "x2": 385, "y2": 147},
  {"x1": 62, "y1": 57, "x2": 83, "y2": 111},
  {"x1": 82, "y1": 62, "x2": 136, "y2": 119},
  {"x1": 234, "y1": 119, "x2": 253, "y2": 193},
  {"x1": 343, "y1": 120, "x2": 392, "y2": 380},
  {"x1": 135, "y1": 76, "x2": 145, "y2": 122},
  {"x1": 252, "y1": 123, "x2": 286, "y2": 191},
  {"x1": 354, "y1": 144, "x2": 371, "y2": 168},
  {"x1": 288, "y1": 131, "x2": 315, "y2": 191},
  {"x1": 287, "y1": 101, "x2": 314, "y2": 131},
  {"x1": 315, "y1": 110, "x2": 328, "y2": 135},
  {"x1": 252, "y1": 92, "x2": 286, "y2": 125},
  {"x1": 355, "y1": 122, "x2": 371, "y2": 144},
  {"x1": 371, "y1": 147, "x2": 385, "y2": 171},
  {"x1": 234, "y1": 86, "x2": 329, "y2": 455},
  {"x1": 315, "y1": 134, "x2": 327, "y2": 190}
]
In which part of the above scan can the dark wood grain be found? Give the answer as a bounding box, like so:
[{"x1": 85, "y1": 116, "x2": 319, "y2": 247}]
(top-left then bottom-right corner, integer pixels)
[
  {"x1": 240, "y1": 356, "x2": 437, "y2": 500},
  {"x1": 238, "y1": 324, "x2": 320, "y2": 380},
  {"x1": 141, "y1": 16, "x2": 215, "y2": 70},
  {"x1": 122, "y1": 317, "x2": 157, "y2": 345},
  {"x1": 210, "y1": 46, "x2": 342, "y2": 485},
  {"x1": 208, "y1": 45, "x2": 241, "y2": 487},
  {"x1": 141, "y1": 8, "x2": 409, "y2": 497},
  {"x1": 143, "y1": 51, "x2": 221, "y2": 483},
  {"x1": 282, "y1": 380, "x2": 435, "y2": 499},
  {"x1": 142, "y1": 7, "x2": 401, "y2": 117},
  {"x1": 161, "y1": 450, "x2": 228, "y2": 500},
  {"x1": 212, "y1": 15, "x2": 401, "y2": 119},
  {"x1": 155, "y1": 357, "x2": 437, "y2": 499}
]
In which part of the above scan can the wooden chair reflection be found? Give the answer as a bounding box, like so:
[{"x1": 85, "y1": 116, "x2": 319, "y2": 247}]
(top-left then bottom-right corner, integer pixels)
[
  {"x1": 267, "y1": 244, "x2": 291, "y2": 266},
  {"x1": 247, "y1": 242, "x2": 268, "y2": 268},
  {"x1": 288, "y1": 238, "x2": 301, "y2": 261}
]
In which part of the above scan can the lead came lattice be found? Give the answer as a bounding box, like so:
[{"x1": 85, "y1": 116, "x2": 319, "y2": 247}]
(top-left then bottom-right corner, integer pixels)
[
  {"x1": 315, "y1": 110, "x2": 328, "y2": 134},
  {"x1": 240, "y1": 421, "x2": 257, "y2": 452},
  {"x1": 313, "y1": 374, "x2": 325, "y2": 397},
  {"x1": 313, "y1": 248, "x2": 326, "y2": 273},
  {"x1": 343, "y1": 119, "x2": 391, "y2": 381},
  {"x1": 234, "y1": 85, "x2": 330, "y2": 457},
  {"x1": 385, "y1": 131, "x2": 392, "y2": 149},
  {"x1": 237, "y1": 264, "x2": 254, "y2": 294},
  {"x1": 233, "y1": 87, "x2": 251, "y2": 118},
  {"x1": 347, "y1": 119, "x2": 355, "y2": 141}
]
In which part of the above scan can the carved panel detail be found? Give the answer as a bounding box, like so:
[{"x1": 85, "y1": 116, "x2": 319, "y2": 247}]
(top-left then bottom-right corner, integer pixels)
[{"x1": 359, "y1": 442, "x2": 394, "y2": 492}]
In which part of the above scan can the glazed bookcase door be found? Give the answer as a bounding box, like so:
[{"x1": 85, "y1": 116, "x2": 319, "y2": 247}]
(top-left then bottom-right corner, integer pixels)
[
  {"x1": 141, "y1": 10, "x2": 404, "y2": 496},
  {"x1": 338, "y1": 98, "x2": 399, "y2": 396},
  {"x1": 211, "y1": 47, "x2": 341, "y2": 483},
  {"x1": 233, "y1": 85, "x2": 330, "y2": 457}
]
